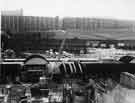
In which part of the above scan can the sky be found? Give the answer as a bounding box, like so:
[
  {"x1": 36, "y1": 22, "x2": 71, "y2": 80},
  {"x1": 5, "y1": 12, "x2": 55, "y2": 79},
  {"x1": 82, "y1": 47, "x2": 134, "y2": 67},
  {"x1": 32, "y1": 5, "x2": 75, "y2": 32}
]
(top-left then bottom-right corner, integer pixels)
[{"x1": 1, "y1": 0, "x2": 135, "y2": 20}]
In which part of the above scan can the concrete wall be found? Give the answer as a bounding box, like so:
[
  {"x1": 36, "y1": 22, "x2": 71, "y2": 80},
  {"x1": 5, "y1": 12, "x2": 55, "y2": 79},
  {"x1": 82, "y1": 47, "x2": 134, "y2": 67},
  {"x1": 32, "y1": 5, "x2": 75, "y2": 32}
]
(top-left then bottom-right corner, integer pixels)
[{"x1": 120, "y1": 72, "x2": 135, "y2": 89}]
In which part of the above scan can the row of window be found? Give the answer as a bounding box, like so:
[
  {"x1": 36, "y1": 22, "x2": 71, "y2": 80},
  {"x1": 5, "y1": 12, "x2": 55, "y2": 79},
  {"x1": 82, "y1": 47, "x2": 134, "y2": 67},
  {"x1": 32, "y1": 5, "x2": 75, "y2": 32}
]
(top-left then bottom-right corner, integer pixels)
[{"x1": 2, "y1": 16, "x2": 135, "y2": 33}]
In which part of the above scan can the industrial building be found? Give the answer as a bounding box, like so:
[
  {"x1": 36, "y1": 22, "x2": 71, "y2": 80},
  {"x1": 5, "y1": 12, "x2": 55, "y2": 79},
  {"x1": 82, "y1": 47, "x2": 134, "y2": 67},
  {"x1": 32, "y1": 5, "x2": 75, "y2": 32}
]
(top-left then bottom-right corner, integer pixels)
[{"x1": 1, "y1": 11, "x2": 135, "y2": 103}]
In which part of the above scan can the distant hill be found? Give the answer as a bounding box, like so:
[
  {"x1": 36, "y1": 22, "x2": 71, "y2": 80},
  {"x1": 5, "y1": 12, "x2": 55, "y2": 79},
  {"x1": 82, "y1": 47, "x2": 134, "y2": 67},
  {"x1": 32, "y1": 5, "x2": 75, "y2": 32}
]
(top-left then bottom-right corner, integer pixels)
[{"x1": 46, "y1": 30, "x2": 135, "y2": 40}]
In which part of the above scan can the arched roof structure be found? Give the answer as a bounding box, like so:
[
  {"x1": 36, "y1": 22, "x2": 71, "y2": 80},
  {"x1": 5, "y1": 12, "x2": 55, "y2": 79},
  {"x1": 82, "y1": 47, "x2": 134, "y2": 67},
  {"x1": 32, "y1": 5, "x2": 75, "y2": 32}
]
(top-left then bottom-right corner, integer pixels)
[{"x1": 24, "y1": 54, "x2": 49, "y2": 65}]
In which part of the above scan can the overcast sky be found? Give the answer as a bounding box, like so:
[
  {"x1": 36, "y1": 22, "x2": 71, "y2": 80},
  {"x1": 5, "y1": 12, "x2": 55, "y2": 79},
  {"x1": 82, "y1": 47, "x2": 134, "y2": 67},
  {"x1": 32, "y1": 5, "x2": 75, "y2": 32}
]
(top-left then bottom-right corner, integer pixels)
[{"x1": 2, "y1": 0, "x2": 135, "y2": 20}]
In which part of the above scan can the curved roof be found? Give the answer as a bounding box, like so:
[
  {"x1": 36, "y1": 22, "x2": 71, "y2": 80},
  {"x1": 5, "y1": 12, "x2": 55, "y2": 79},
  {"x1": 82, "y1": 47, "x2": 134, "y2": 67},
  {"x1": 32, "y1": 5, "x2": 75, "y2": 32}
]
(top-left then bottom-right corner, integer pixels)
[
  {"x1": 119, "y1": 56, "x2": 135, "y2": 63},
  {"x1": 24, "y1": 54, "x2": 49, "y2": 65}
]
